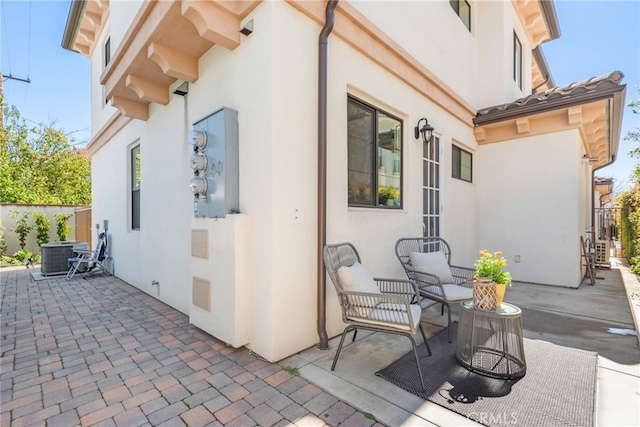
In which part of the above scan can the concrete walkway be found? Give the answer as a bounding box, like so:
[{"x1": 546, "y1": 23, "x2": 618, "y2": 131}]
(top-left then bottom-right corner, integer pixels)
[
  {"x1": 283, "y1": 257, "x2": 640, "y2": 426},
  {"x1": 0, "y1": 268, "x2": 382, "y2": 427},
  {"x1": 1, "y1": 259, "x2": 639, "y2": 426}
]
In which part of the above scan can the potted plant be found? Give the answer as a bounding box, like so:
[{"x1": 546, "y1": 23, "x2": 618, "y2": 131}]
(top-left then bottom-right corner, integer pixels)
[
  {"x1": 473, "y1": 250, "x2": 512, "y2": 309},
  {"x1": 378, "y1": 186, "x2": 398, "y2": 206}
]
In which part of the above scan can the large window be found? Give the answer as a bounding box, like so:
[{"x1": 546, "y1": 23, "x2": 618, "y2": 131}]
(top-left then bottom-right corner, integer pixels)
[
  {"x1": 450, "y1": 0, "x2": 471, "y2": 31},
  {"x1": 514, "y1": 32, "x2": 522, "y2": 90},
  {"x1": 348, "y1": 97, "x2": 403, "y2": 208},
  {"x1": 131, "y1": 145, "x2": 141, "y2": 230},
  {"x1": 452, "y1": 145, "x2": 472, "y2": 183}
]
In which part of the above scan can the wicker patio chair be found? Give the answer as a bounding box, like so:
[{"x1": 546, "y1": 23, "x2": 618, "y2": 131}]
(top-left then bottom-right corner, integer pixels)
[
  {"x1": 323, "y1": 242, "x2": 431, "y2": 390},
  {"x1": 395, "y1": 237, "x2": 475, "y2": 342}
]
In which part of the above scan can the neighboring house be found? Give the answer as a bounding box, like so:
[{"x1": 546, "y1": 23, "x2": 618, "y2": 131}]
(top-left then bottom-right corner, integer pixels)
[{"x1": 62, "y1": 0, "x2": 626, "y2": 362}]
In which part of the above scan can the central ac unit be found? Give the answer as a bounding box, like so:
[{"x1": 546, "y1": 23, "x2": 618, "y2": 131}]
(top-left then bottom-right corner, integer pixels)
[{"x1": 41, "y1": 242, "x2": 89, "y2": 276}]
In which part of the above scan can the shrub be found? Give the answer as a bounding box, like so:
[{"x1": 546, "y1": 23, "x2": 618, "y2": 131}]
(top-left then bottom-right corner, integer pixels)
[
  {"x1": 54, "y1": 214, "x2": 73, "y2": 241},
  {"x1": 0, "y1": 221, "x2": 6, "y2": 256},
  {"x1": 8, "y1": 211, "x2": 32, "y2": 250},
  {"x1": 13, "y1": 249, "x2": 33, "y2": 263},
  {"x1": 30, "y1": 212, "x2": 51, "y2": 247}
]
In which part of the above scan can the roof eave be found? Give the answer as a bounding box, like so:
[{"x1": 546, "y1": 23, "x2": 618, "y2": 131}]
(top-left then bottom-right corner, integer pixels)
[
  {"x1": 61, "y1": 0, "x2": 87, "y2": 52},
  {"x1": 473, "y1": 85, "x2": 626, "y2": 127},
  {"x1": 539, "y1": 0, "x2": 561, "y2": 41}
]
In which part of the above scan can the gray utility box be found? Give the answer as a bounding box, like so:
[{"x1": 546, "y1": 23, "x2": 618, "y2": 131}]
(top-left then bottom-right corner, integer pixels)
[
  {"x1": 189, "y1": 107, "x2": 239, "y2": 218},
  {"x1": 41, "y1": 241, "x2": 90, "y2": 276}
]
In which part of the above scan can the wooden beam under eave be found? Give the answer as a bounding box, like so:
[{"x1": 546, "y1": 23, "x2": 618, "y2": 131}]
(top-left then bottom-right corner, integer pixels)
[
  {"x1": 111, "y1": 96, "x2": 149, "y2": 121},
  {"x1": 473, "y1": 127, "x2": 487, "y2": 143},
  {"x1": 516, "y1": 118, "x2": 530, "y2": 134},
  {"x1": 78, "y1": 27, "x2": 96, "y2": 44},
  {"x1": 75, "y1": 43, "x2": 91, "y2": 56},
  {"x1": 147, "y1": 42, "x2": 199, "y2": 83},
  {"x1": 182, "y1": 0, "x2": 241, "y2": 51},
  {"x1": 85, "y1": 10, "x2": 102, "y2": 27},
  {"x1": 125, "y1": 74, "x2": 170, "y2": 105},
  {"x1": 567, "y1": 107, "x2": 582, "y2": 125}
]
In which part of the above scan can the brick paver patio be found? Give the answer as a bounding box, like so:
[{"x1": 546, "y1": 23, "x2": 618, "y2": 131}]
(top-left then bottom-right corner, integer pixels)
[{"x1": 0, "y1": 268, "x2": 382, "y2": 426}]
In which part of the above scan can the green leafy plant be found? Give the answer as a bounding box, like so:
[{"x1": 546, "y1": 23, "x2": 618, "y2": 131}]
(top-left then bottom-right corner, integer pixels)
[
  {"x1": 474, "y1": 250, "x2": 512, "y2": 286},
  {"x1": 0, "y1": 221, "x2": 6, "y2": 256},
  {"x1": 378, "y1": 185, "x2": 399, "y2": 205},
  {"x1": 363, "y1": 412, "x2": 376, "y2": 420},
  {"x1": 54, "y1": 214, "x2": 72, "y2": 241},
  {"x1": 30, "y1": 212, "x2": 51, "y2": 247},
  {"x1": 8, "y1": 211, "x2": 32, "y2": 250},
  {"x1": 12, "y1": 249, "x2": 33, "y2": 263}
]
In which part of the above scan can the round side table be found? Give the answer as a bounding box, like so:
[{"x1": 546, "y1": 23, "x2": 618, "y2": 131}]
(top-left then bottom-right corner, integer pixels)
[{"x1": 455, "y1": 299, "x2": 526, "y2": 379}]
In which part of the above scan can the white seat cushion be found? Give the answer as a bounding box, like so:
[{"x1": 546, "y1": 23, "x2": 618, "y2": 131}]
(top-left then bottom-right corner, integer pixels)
[
  {"x1": 422, "y1": 284, "x2": 472, "y2": 301},
  {"x1": 409, "y1": 251, "x2": 456, "y2": 284}
]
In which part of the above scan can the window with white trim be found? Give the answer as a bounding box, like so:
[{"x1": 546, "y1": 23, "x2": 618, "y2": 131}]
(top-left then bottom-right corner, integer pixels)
[
  {"x1": 514, "y1": 32, "x2": 523, "y2": 90},
  {"x1": 131, "y1": 144, "x2": 141, "y2": 230},
  {"x1": 450, "y1": 0, "x2": 471, "y2": 31},
  {"x1": 348, "y1": 96, "x2": 403, "y2": 208},
  {"x1": 452, "y1": 145, "x2": 472, "y2": 183}
]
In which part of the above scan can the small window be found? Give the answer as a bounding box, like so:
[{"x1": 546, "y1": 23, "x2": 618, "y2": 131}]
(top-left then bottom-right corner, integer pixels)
[
  {"x1": 514, "y1": 32, "x2": 522, "y2": 90},
  {"x1": 348, "y1": 97, "x2": 403, "y2": 208},
  {"x1": 104, "y1": 37, "x2": 111, "y2": 68},
  {"x1": 131, "y1": 145, "x2": 141, "y2": 230},
  {"x1": 452, "y1": 145, "x2": 472, "y2": 183},
  {"x1": 450, "y1": 0, "x2": 471, "y2": 31}
]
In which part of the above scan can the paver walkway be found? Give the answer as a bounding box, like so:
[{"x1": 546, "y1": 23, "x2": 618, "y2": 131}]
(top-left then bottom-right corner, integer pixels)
[{"x1": 0, "y1": 268, "x2": 382, "y2": 427}]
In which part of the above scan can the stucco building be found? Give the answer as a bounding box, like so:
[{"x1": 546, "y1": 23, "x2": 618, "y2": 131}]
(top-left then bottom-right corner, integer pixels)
[{"x1": 62, "y1": 0, "x2": 626, "y2": 362}]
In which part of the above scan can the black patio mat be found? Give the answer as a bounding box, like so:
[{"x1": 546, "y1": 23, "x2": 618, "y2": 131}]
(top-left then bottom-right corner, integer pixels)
[{"x1": 376, "y1": 322, "x2": 598, "y2": 427}]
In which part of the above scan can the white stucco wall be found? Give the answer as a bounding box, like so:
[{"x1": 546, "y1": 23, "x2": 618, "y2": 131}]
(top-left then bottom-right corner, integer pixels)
[
  {"x1": 91, "y1": 96, "x2": 193, "y2": 314},
  {"x1": 476, "y1": 129, "x2": 586, "y2": 287},
  {"x1": 86, "y1": 0, "x2": 593, "y2": 362}
]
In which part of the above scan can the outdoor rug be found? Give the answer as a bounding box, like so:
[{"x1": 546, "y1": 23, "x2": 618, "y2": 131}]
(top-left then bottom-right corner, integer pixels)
[{"x1": 376, "y1": 322, "x2": 598, "y2": 427}]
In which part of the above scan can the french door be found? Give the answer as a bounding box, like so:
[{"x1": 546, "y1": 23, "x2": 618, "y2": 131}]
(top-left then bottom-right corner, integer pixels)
[{"x1": 423, "y1": 135, "x2": 441, "y2": 237}]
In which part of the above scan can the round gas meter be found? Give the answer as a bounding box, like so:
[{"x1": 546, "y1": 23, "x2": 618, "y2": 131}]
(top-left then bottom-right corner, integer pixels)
[
  {"x1": 190, "y1": 152, "x2": 208, "y2": 171},
  {"x1": 189, "y1": 177, "x2": 208, "y2": 197},
  {"x1": 189, "y1": 130, "x2": 207, "y2": 149}
]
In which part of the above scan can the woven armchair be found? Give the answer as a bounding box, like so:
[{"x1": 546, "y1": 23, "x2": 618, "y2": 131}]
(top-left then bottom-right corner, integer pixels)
[
  {"x1": 395, "y1": 237, "x2": 475, "y2": 342},
  {"x1": 323, "y1": 242, "x2": 431, "y2": 390}
]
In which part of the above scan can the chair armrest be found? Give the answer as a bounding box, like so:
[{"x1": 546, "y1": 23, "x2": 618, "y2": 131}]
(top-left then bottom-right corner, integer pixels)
[
  {"x1": 373, "y1": 278, "x2": 419, "y2": 297},
  {"x1": 339, "y1": 290, "x2": 417, "y2": 327},
  {"x1": 450, "y1": 265, "x2": 475, "y2": 285},
  {"x1": 402, "y1": 267, "x2": 443, "y2": 287}
]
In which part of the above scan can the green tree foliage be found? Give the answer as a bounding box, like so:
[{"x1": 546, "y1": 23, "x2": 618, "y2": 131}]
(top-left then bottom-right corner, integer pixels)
[
  {"x1": 8, "y1": 211, "x2": 32, "y2": 250},
  {"x1": 54, "y1": 213, "x2": 72, "y2": 241},
  {"x1": 615, "y1": 90, "x2": 640, "y2": 274},
  {"x1": 30, "y1": 211, "x2": 51, "y2": 247},
  {"x1": 0, "y1": 102, "x2": 91, "y2": 205}
]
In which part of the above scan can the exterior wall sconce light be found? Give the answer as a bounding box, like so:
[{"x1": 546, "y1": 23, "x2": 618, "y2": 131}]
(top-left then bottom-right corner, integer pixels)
[
  {"x1": 415, "y1": 118, "x2": 434, "y2": 144},
  {"x1": 240, "y1": 20, "x2": 254, "y2": 36}
]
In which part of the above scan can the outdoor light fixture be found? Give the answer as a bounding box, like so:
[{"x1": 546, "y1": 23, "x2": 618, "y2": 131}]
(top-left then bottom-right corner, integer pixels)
[
  {"x1": 415, "y1": 118, "x2": 434, "y2": 144},
  {"x1": 240, "y1": 20, "x2": 254, "y2": 36},
  {"x1": 582, "y1": 155, "x2": 598, "y2": 163}
]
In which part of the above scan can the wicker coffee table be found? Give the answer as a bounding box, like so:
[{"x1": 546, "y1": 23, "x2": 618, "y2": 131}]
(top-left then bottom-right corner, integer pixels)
[{"x1": 455, "y1": 299, "x2": 526, "y2": 379}]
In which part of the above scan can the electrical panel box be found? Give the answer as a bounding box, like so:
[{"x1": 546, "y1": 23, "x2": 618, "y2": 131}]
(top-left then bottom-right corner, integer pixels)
[{"x1": 189, "y1": 107, "x2": 239, "y2": 218}]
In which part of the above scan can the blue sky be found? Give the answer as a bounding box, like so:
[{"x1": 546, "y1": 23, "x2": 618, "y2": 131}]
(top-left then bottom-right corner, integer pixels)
[{"x1": 1, "y1": 0, "x2": 639, "y2": 189}]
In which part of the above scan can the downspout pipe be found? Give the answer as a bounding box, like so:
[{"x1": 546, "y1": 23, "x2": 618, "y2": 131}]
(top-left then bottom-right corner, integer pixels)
[
  {"x1": 591, "y1": 155, "x2": 616, "y2": 243},
  {"x1": 317, "y1": 0, "x2": 338, "y2": 350}
]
